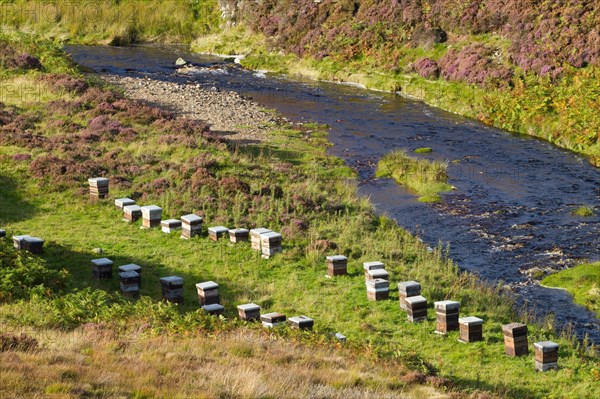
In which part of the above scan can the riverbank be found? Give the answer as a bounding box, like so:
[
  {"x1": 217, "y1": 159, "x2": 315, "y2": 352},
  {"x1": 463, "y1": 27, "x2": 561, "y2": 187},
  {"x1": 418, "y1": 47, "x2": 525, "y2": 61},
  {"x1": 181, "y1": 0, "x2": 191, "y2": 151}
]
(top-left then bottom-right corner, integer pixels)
[
  {"x1": 191, "y1": 26, "x2": 600, "y2": 166},
  {"x1": 1, "y1": 34, "x2": 599, "y2": 398},
  {"x1": 542, "y1": 263, "x2": 600, "y2": 319}
]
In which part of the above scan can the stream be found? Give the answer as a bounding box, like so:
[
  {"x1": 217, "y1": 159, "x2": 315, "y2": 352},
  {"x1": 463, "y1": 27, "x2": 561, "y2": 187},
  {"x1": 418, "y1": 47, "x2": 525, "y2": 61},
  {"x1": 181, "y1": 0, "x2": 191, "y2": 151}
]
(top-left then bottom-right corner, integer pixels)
[{"x1": 66, "y1": 44, "x2": 600, "y2": 343}]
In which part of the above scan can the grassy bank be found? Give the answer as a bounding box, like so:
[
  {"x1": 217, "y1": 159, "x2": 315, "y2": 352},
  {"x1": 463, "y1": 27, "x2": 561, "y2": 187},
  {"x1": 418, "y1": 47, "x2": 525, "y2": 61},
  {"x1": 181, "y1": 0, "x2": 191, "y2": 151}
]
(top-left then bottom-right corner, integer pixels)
[
  {"x1": 0, "y1": 0, "x2": 220, "y2": 44},
  {"x1": 192, "y1": 26, "x2": 600, "y2": 165},
  {"x1": 542, "y1": 263, "x2": 600, "y2": 319},
  {"x1": 1, "y1": 33, "x2": 599, "y2": 398},
  {"x1": 376, "y1": 150, "x2": 452, "y2": 203}
]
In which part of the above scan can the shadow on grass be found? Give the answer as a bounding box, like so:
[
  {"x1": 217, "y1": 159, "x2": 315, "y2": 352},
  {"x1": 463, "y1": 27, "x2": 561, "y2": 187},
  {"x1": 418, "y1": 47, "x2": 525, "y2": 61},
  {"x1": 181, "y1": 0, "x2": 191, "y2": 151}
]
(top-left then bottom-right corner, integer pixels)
[
  {"x1": 234, "y1": 143, "x2": 304, "y2": 165},
  {"x1": 40, "y1": 239, "x2": 272, "y2": 316},
  {"x1": 0, "y1": 174, "x2": 38, "y2": 224}
]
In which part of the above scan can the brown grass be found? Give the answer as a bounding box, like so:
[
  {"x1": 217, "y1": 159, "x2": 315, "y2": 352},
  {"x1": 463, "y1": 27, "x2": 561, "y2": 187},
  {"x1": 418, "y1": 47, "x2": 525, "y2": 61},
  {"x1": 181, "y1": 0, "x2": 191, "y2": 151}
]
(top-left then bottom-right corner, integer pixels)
[{"x1": 0, "y1": 325, "x2": 454, "y2": 399}]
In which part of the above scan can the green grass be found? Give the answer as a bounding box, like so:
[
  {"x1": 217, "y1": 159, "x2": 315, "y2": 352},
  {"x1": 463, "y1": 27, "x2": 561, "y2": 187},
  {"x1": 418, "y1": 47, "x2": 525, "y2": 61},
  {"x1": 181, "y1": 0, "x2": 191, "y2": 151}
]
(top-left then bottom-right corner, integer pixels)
[
  {"x1": 542, "y1": 263, "x2": 600, "y2": 318},
  {"x1": 572, "y1": 206, "x2": 596, "y2": 217},
  {"x1": 0, "y1": 34, "x2": 598, "y2": 399},
  {"x1": 376, "y1": 150, "x2": 453, "y2": 203},
  {"x1": 414, "y1": 147, "x2": 433, "y2": 154}
]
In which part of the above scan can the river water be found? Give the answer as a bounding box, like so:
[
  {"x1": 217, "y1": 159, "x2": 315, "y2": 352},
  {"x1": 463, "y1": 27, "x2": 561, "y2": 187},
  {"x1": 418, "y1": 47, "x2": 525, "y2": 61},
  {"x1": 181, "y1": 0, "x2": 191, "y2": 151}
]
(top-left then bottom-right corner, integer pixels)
[{"x1": 66, "y1": 45, "x2": 600, "y2": 343}]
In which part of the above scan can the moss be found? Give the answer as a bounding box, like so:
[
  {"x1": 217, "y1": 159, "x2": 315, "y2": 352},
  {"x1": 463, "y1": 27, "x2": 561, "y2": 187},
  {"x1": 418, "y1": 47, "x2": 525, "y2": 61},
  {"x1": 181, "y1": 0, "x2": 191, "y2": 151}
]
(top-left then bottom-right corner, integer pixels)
[
  {"x1": 414, "y1": 147, "x2": 433, "y2": 153},
  {"x1": 542, "y1": 263, "x2": 600, "y2": 318},
  {"x1": 376, "y1": 150, "x2": 452, "y2": 203},
  {"x1": 572, "y1": 206, "x2": 596, "y2": 217}
]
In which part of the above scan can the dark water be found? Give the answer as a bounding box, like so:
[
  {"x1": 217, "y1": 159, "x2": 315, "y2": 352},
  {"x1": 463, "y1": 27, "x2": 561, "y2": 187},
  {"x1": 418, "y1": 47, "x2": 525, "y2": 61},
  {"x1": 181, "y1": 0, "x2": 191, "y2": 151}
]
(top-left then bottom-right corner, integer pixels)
[{"x1": 66, "y1": 45, "x2": 600, "y2": 342}]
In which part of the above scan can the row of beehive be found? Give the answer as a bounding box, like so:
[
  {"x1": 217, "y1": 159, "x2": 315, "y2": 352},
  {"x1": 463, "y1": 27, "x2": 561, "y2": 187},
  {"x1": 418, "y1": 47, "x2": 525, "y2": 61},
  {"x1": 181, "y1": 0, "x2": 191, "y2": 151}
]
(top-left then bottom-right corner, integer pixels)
[{"x1": 325, "y1": 256, "x2": 560, "y2": 371}]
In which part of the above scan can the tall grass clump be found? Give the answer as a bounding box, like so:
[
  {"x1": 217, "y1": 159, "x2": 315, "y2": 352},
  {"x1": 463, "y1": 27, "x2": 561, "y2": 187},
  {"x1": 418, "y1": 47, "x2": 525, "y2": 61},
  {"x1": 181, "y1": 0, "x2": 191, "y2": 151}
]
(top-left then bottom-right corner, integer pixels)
[{"x1": 376, "y1": 150, "x2": 452, "y2": 202}]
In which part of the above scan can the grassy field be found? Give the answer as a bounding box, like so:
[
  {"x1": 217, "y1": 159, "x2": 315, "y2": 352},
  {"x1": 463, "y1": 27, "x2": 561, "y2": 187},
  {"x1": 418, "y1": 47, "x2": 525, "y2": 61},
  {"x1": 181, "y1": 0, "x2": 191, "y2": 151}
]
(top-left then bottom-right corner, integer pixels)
[
  {"x1": 0, "y1": 33, "x2": 599, "y2": 398},
  {"x1": 376, "y1": 150, "x2": 452, "y2": 203},
  {"x1": 542, "y1": 263, "x2": 600, "y2": 319}
]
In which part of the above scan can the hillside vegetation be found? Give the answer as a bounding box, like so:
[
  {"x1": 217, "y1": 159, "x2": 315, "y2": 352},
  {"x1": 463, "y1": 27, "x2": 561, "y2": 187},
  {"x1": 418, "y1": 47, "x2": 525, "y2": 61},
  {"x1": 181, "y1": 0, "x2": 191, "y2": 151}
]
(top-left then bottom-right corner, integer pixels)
[{"x1": 195, "y1": 0, "x2": 600, "y2": 163}]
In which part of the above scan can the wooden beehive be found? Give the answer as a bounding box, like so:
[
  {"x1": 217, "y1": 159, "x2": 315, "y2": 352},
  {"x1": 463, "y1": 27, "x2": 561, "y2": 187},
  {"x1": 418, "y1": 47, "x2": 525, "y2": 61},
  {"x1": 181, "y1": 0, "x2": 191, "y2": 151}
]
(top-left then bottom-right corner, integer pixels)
[
  {"x1": 534, "y1": 341, "x2": 559, "y2": 372},
  {"x1": 502, "y1": 323, "x2": 529, "y2": 357},
  {"x1": 250, "y1": 228, "x2": 272, "y2": 251},
  {"x1": 405, "y1": 295, "x2": 428, "y2": 322},
  {"x1": 12, "y1": 235, "x2": 30, "y2": 250},
  {"x1": 181, "y1": 214, "x2": 202, "y2": 239},
  {"x1": 196, "y1": 281, "x2": 220, "y2": 306},
  {"x1": 363, "y1": 261, "x2": 384, "y2": 279},
  {"x1": 0, "y1": 229, "x2": 7, "y2": 238},
  {"x1": 123, "y1": 205, "x2": 142, "y2": 222},
  {"x1": 434, "y1": 300, "x2": 460, "y2": 334},
  {"x1": 326, "y1": 255, "x2": 348, "y2": 277},
  {"x1": 119, "y1": 271, "x2": 140, "y2": 299},
  {"x1": 22, "y1": 236, "x2": 44, "y2": 255},
  {"x1": 366, "y1": 278, "x2": 389, "y2": 301},
  {"x1": 91, "y1": 258, "x2": 113, "y2": 280},
  {"x1": 160, "y1": 276, "x2": 184, "y2": 304},
  {"x1": 161, "y1": 219, "x2": 182, "y2": 234},
  {"x1": 289, "y1": 316, "x2": 314, "y2": 330},
  {"x1": 229, "y1": 228, "x2": 249, "y2": 243},
  {"x1": 398, "y1": 281, "x2": 421, "y2": 310},
  {"x1": 208, "y1": 226, "x2": 229, "y2": 241},
  {"x1": 261, "y1": 232, "x2": 282, "y2": 258},
  {"x1": 459, "y1": 316, "x2": 484, "y2": 343},
  {"x1": 261, "y1": 312, "x2": 286, "y2": 327},
  {"x1": 118, "y1": 264, "x2": 142, "y2": 283},
  {"x1": 115, "y1": 198, "x2": 135, "y2": 209},
  {"x1": 141, "y1": 205, "x2": 162, "y2": 228},
  {"x1": 365, "y1": 268, "x2": 389, "y2": 281},
  {"x1": 89, "y1": 177, "x2": 109, "y2": 200},
  {"x1": 202, "y1": 303, "x2": 225, "y2": 316},
  {"x1": 237, "y1": 303, "x2": 261, "y2": 321}
]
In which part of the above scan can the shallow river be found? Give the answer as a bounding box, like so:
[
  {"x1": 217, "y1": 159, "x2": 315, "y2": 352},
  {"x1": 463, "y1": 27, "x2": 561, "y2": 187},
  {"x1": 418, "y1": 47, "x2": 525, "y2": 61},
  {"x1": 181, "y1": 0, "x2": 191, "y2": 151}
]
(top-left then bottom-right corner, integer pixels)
[{"x1": 66, "y1": 45, "x2": 600, "y2": 342}]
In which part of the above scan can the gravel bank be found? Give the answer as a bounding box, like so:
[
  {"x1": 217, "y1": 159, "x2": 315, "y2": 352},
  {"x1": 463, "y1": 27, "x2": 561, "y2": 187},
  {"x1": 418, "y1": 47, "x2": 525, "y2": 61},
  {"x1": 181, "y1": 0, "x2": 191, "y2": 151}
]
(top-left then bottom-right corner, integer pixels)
[{"x1": 101, "y1": 74, "x2": 279, "y2": 144}]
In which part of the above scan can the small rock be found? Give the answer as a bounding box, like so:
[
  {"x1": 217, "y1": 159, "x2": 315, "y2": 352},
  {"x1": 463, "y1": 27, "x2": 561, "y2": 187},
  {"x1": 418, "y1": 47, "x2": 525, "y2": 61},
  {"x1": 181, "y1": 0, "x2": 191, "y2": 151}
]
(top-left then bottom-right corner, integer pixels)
[
  {"x1": 175, "y1": 58, "x2": 188, "y2": 67},
  {"x1": 93, "y1": 248, "x2": 103, "y2": 255}
]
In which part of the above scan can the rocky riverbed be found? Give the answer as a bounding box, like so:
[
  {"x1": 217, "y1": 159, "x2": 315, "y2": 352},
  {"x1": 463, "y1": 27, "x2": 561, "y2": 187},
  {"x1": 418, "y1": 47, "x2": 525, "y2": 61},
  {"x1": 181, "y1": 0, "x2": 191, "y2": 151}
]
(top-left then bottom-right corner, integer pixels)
[{"x1": 101, "y1": 74, "x2": 279, "y2": 144}]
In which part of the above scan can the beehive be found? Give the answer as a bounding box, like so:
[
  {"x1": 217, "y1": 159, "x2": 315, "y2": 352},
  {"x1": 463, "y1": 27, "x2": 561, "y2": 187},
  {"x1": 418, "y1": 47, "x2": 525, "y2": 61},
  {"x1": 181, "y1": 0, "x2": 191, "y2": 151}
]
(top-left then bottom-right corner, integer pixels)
[
  {"x1": 398, "y1": 281, "x2": 421, "y2": 310},
  {"x1": 459, "y1": 317, "x2": 484, "y2": 343},
  {"x1": 181, "y1": 214, "x2": 202, "y2": 239},
  {"x1": 237, "y1": 303, "x2": 261, "y2": 321},
  {"x1": 289, "y1": 316, "x2": 314, "y2": 330},
  {"x1": 115, "y1": 198, "x2": 135, "y2": 209},
  {"x1": 261, "y1": 232, "x2": 282, "y2": 258},
  {"x1": 405, "y1": 295, "x2": 428, "y2": 322},
  {"x1": 365, "y1": 268, "x2": 389, "y2": 281},
  {"x1": 88, "y1": 177, "x2": 109, "y2": 200},
  {"x1": 161, "y1": 219, "x2": 182, "y2": 234},
  {"x1": 434, "y1": 300, "x2": 460, "y2": 334},
  {"x1": 0, "y1": 229, "x2": 6, "y2": 238},
  {"x1": 202, "y1": 303, "x2": 225, "y2": 316},
  {"x1": 141, "y1": 205, "x2": 162, "y2": 228},
  {"x1": 363, "y1": 261, "x2": 384, "y2": 279},
  {"x1": 250, "y1": 228, "x2": 271, "y2": 251},
  {"x1": 261, "y1": 312, "x2": 286, "y2": 328},
  {"x1": 534, "y1": 341, "x2": 559, "y2": 371},
  {"x1": 229, "y1": 228, "x2": 249, "y2": 243},
  {"x1": 22, "y1": 237, "x2": 44, "y2": 255},
  {"x1": 119, "y1": 271, "x2": 140, "y2": 298},
  {"x1": 196, "y1": 281, "x2": 220, "y2": 306},
  {"x1": 335, "y1": 333, "x2": 347, "y2": 343},
  {"x1": 123, "y1": 205, "x2": 142, "y2": 222},
  {"x1": 208, "y1": 226, "x2": 229, "y2": 241},
  {"x1": 326, "y1": 255, "x2": 348, "y2": 277},
  {"x1": 160, "y1": 276, "x2": 184, "y2": 304},
  {"x1": 366, "y1": 278, "x2": 389, "y2": 301},
  {"x1": 118, "y1": 264, "x2": 142, "y2": 283},
  {"x1": 12, "y1": 235, "x2": 30, "y2": 250},
  {"x1": 91, "y1": 258, "x2": 113, "y2": 280},
  {"x1": 502, "y1": 323, "x2": 529, "y2": 357}
]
